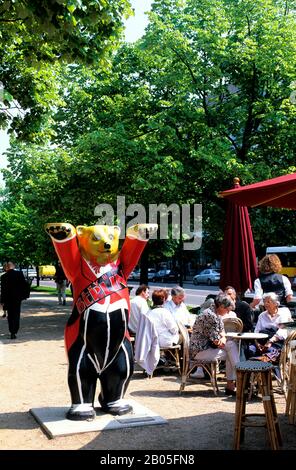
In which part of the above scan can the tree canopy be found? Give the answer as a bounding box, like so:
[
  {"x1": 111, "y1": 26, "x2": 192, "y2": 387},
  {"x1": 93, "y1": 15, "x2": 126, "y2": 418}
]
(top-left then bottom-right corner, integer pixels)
[
  {"x1": 0, "y1": 0, "x2": 132, "y2": 137},
  {"x1": 1, "y1": 0, "x2": 296, "y2": 267}
]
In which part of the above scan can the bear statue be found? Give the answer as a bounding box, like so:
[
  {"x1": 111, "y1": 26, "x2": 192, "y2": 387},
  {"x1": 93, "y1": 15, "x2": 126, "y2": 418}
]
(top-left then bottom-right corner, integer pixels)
[{"x1": 45, "y1": 222, "x2": 157, "y2": 420}]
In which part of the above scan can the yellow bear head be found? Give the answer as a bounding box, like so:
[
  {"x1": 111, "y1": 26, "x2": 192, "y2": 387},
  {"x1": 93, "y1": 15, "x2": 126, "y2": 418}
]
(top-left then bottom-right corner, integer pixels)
[{"x1": 76, "y1": 225, "x2": 121, "y2": 265}]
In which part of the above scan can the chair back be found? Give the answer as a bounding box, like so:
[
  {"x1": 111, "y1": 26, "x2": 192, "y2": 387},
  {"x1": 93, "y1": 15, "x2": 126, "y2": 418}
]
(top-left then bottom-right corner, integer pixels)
[
  {"x1": 178, "y1": 321, "x2": 220, "y2": 395},
  {"x1": 290, "y1": 340, "x2": 296, "y2": 366},
  {"x1": 176, "y1": 320, "x2": 190, "y2": 377},
  {"x1": 277, "y1": 329, "x2": 296, "y2": 395},
  {"x1": 223, "y1": 317, "x2": 243, "y2": 333}
]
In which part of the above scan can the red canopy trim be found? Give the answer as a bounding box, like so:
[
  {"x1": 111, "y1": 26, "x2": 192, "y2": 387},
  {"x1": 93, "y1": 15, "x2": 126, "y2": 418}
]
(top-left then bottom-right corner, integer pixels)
[{"x1": 219, "y1": 173, "x2": 296, "y2": 209}]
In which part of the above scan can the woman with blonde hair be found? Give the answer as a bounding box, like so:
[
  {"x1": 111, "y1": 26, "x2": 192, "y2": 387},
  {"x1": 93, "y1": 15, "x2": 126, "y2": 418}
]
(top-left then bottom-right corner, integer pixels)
[{"x1": 250, "y1": 254, "x2": 293, "y2": 309}]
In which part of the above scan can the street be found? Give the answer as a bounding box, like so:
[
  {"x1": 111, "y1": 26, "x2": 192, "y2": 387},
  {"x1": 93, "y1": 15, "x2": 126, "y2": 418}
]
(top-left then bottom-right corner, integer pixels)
[
  {"x1": 33, "y1": 279, "x2": 219, "y2": 307},
  {"x1": 128, "y1": 281, "x2": 220, "y2": 306},
  {"x1": 33, "y1": 279, "x2": 296, "y2": 308}
]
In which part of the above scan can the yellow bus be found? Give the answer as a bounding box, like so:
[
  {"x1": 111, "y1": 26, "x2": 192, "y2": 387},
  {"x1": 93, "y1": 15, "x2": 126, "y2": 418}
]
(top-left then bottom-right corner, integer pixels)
[
  {"x1": 39, "y1": 265, "x2": 56, "y2": 280},
  {"x1": 266, "y1": 246, "x2": 296, "y2": 280}
]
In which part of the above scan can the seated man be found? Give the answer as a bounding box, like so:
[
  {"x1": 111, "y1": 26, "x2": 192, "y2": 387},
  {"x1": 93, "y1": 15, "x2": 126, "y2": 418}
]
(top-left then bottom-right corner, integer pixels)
[
  {"x1": 224, "y1": 286, "x2": 254, "y2": 332},
  {"x1": 128, "y1": 284, "x2": 150, "y2": 335},
  {"x1": 165, "y1": 286, "x2": 195, "y2": 332}
]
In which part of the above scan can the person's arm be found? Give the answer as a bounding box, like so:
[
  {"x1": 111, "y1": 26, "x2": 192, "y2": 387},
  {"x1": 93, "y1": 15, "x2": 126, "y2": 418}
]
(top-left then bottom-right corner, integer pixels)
[
  {"x1": 162, "y1": 308, "x2": 179, "y2": 335},
  {"x1": 181, "y1": 303, "x2": 195, "y2": 328},
  {"x1": 208, "y1": 314, "x2": 223, "y2": 343},
  {"x1": 140, "y1": 298, "x2": 149, "y2": 315},
  {"x1": 283, "y1": 275, "x2": 293, "y2": 303},
  {"x1": 0, "y1": 275, "x2": 5, "y2": 304},
  {"x1": 250, "y1": 278, "x2": 262, "y2": 308},
  {"x1": 44, "y1": 223, "x2": 79, "y2": 282},
  {"x1": 269, "y1": 328, "x2": 286, "y2": 342},
  {"x1": 253, "y1": 314, "x2": 265, "y2": 351},
  {"x1": 254, "y1": 313, "x2": 263, "y2": 333},
  {"x1": 263, "y1": 326, "x2": 287, "y2": 350},
  {"x1": 250, "y1": 298, "x2": 260, "y2": 309},
  {"x1": 213, "y1": 329, "x2": 226, "y2": 348},
  {"x1": 120, "y1": 224, "x2": 158, "y2": 279}
]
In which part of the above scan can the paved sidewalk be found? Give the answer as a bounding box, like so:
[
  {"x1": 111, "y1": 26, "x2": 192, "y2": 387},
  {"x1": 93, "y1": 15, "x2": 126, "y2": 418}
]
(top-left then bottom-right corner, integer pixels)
[{"x1": 0, "y1": 292, "x2": 296, "y2": 452}]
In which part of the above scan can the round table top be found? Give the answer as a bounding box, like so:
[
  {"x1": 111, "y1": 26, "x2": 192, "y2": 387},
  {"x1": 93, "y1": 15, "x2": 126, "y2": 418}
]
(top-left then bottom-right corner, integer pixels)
[{"x1": 226, "y1": 332, "x2": 268, "y2": 340}]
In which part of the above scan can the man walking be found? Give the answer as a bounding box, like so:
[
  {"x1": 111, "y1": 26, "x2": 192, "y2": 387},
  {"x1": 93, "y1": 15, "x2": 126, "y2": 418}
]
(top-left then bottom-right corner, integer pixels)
[
  {"x1": 54, "y1": 260, "x2": 68, "y2": 306},
  {"x1": 0, "y1": 261, "x2": 29, "y2": 339}
]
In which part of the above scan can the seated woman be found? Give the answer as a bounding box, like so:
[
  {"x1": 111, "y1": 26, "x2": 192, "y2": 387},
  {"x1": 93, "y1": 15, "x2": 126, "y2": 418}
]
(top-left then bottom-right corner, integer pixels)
[
  {"x1": 148, "y1": 289, "x2": 180, "y2": 348},
  {"x1": 248, "y1": 292, "x2": 292, "y2": 362},
  {"x1": 189, "y1": 293, "x2": 239, "y2": 396}
]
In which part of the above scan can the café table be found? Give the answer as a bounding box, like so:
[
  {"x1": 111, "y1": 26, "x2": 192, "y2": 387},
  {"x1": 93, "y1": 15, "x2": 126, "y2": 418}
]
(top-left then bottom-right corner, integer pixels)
[{"x1": 226, "y1": 332, "x2": 268, "y2": 357}]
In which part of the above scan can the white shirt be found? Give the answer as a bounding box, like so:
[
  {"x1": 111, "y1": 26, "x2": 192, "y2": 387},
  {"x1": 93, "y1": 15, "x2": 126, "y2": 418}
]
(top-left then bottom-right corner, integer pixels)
[
  {"x1": 253, "y1": 275, "x2": 293, "y2": 300},
  {"x1": 255, "y1": 307, "x2": 292, "y2": 335},
  {"x1": 164, "y1": 299, "x2": 195, "y2": 327},
  {"x1": 148, "y1": 307, "x2": 179, "y2": 348},
  {"x1": 128, "y1": 295, "x2": 149, "y2": 333}
]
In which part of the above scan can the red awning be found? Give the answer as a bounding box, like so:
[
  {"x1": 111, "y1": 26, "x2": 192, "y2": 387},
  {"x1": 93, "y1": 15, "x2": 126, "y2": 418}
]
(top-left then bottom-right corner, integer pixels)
[
  {"x1": 219, "y1": 173, "x2": 296, "y2": 209},
  {"x1": 220, "y1": 201, "x2": 258, "y2": 293},
  {"x1": 220, "y1": 179, "x2": 258, "y2": 293}
]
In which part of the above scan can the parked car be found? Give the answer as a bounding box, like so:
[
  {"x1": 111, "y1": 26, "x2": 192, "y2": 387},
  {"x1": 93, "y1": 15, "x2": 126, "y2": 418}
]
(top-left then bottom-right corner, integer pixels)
[
  {"x1": 193, "y1": 269, "x2": 220, "y2": 286},
  {"x1": 147, "y1": 268, "x2": 157, "y2": 280},
  {"x1": 152, "y1": 269, "x2": 179, "y2": 283},
  {"x1": 291, "y1": 276, "x2": 296, "y2": 290},
  {"x1": 21, "y1": 267, "x2": 37, "y2": 280},
  {"x1": 129, "y1": 270, "x2": 141, "y2": 281}
]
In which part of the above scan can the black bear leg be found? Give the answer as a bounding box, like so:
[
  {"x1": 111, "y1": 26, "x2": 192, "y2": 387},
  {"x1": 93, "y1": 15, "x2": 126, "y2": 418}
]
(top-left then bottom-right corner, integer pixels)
[
  {"x1": 99, "y1": 338, "x2": 134, "y2": 416},
  {"x1": 66, "y1": 339, "x2": 97, "y2": 421}
]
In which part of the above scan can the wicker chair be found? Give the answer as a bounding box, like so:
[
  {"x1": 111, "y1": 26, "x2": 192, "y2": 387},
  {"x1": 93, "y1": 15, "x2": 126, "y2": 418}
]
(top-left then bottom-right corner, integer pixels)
[
  {"x1": 179, "y1": 322, "x2": 220, "y2": 396},
  {"x1": 285, "y1": 338, "x2": 296, "y2": 424},
  {"x1": 154, "y1": 344, "x2": 182, "y2": 376},
  {"x1": 277, "y1": 329, "x2": 296, "y2": 396},
  {"x1": 222, "y1": 317, "x2": 243, "y2": 333},
  {"x1": 148, "y1": 320, "x2": 189, "y2": 377}
]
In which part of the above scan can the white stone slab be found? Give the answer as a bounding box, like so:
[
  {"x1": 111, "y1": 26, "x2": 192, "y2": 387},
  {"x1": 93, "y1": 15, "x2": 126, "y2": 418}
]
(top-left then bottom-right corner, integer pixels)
[{"x1": 30, "y1": 399, "x2": 167, "y2": 439}]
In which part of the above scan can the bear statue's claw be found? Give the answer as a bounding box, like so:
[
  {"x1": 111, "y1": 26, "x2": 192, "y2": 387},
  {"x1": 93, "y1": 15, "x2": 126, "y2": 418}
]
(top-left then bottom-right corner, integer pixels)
[
  {"x1": 100, "y1": 403, "x2": 133, "y2": 416},
  {"x1": 66, "y1": 408, "x2": 96, "y2": 421}
]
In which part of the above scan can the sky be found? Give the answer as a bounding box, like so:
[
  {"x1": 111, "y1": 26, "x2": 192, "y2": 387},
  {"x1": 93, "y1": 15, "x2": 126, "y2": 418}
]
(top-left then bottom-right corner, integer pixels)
[
  {"x1": 0, "y1": 0, "x2": 153, "y2": 184},
  {"x1": 125, "y1": 0, "x2": 152, "y2": 42}
]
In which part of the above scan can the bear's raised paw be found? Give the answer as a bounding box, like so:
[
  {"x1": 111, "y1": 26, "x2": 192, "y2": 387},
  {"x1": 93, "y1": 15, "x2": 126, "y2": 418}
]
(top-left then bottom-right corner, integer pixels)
[{"x1": 44, "y1": 223, "x2": 75, "y2": 241}]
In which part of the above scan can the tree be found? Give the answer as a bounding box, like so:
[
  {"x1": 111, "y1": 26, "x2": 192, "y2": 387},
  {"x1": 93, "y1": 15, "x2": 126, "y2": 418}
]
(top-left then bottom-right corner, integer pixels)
[
  {"x1": 0, "y1": 0, "x2": 132, "y2": 137},
  {"x1": 2, "y1": 0, "x2": 296, "y2": 265},
  {"x1": 140, "y1": 0, "x2": 296, "y2": 250}
]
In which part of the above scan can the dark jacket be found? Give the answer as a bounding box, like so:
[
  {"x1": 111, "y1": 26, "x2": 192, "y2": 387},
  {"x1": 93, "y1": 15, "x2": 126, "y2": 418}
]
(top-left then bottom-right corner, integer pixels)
[
  {"x1": 259, "y1": 272, "x2": 286, "y2": 304},
  {"x1": 0, "y1": 269, "x2": 29, "y2": 305},
  {"x1": 235, "y1": 299, "x2": 254, "y2": 332},
  {"x1": 54, "y1": 264, "x2": 67, "y2": 283}
]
